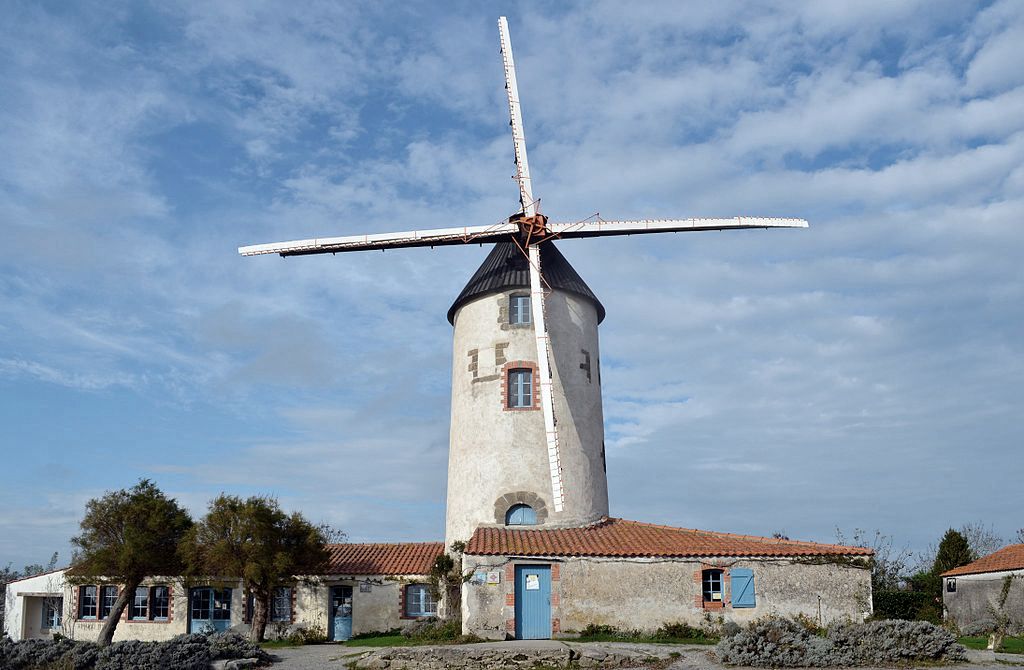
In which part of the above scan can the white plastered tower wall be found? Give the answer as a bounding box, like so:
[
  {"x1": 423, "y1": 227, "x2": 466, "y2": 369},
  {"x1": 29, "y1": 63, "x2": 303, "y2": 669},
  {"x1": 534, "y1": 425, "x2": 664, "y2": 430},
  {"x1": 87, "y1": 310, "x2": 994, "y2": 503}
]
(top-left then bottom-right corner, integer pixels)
[{"x1": 445, "y1": 286, "x2": 608, "y2": 547}]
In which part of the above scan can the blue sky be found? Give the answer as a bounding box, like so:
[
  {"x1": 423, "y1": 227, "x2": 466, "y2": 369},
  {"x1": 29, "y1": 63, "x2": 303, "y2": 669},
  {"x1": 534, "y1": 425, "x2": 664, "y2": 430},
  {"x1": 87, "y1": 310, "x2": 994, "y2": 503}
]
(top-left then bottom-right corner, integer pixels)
[{"x1": 1, "y1": 0, "x2": 1022, "y2": 569}]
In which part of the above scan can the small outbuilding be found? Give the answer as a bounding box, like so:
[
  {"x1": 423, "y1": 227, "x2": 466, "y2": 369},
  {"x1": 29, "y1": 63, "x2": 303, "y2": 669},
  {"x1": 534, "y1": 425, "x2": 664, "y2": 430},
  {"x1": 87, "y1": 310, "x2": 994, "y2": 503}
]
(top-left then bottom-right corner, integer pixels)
[
  {"x1": 460, "y1": 517, "x2": 873, "y2": 640},
  {"x1": 942, "y1": 544, "x2": 1024, "y2": 634},
  {"x1": 2, "y1": 542, "x2": 444, "y2": 643}
]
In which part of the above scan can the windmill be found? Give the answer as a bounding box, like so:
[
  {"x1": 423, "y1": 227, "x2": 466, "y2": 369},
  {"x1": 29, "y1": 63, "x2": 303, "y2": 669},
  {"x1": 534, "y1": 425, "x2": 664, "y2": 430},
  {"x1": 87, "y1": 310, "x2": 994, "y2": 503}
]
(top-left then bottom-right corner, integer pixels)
[{"x1": 240, "y1": 17, "x2": 807, "y2": 542}]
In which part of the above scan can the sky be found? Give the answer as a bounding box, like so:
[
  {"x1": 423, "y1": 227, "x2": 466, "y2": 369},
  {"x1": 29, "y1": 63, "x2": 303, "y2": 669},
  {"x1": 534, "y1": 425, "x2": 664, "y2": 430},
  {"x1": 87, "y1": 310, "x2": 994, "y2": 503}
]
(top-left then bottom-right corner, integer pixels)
[{"x1": 1, "y1": 0, "x2": 1022, "y2": 570}]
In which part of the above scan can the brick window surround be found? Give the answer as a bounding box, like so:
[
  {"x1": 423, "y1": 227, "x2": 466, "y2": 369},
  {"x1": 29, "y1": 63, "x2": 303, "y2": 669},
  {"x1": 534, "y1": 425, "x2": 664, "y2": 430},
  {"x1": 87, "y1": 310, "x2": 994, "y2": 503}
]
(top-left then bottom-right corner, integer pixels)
[
  {"x1": 501, "y1": 360, "x2": 540, "y2": 411},
  {"x1": 694, "y1": 565, "x2": 731, "y2": 609}
]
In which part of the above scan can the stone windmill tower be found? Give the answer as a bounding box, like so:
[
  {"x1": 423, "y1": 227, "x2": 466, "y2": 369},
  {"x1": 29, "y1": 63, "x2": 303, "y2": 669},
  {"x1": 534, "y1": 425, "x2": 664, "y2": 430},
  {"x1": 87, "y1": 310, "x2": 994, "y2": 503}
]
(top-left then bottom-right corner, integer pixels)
[{"x1": 239, "y1": 17, "x2": 807, "y2": 549}]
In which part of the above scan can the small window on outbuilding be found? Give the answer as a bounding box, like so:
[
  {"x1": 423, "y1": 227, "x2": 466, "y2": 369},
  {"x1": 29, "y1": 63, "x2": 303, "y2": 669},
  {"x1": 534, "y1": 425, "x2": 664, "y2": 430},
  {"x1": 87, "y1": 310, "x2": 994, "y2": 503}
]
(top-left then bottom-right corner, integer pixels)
[
  {"x1": 41, "y1": 599, "x2": 62, "y2": 629},
  {"x1": 507, "y1": 368, "x2": 533, "y2": 408},
  {"x1": 509, "y1": 294, "x2": 531, "y2": 325},
  {"x1": 404, "y1": 584, "x2": 437, "y2": 618},
  {"x1": 505, "y1": 503, "x2": 537, "y2": 526},
  {"x1": 151, "y1": 585, "x2": 170, "y2": 620},
  {"x1": 99, "y1": 585, "x2": 117, "y2": 619},
  {"x1": 702, "y1": 569, "x2": 724, "y2": 603},
  {"x1": 271, "y1": 587, "x2": 292, "y2": 622},
  {"x1": 946, "y1": 578, "x2": 956, "y2": 593}
]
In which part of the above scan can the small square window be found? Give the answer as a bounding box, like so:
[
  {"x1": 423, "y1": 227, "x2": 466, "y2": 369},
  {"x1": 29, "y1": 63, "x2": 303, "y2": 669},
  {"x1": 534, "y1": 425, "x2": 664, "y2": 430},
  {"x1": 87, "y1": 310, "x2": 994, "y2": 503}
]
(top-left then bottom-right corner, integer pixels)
[
  {"x1": 41, "y1": 599, "x2": 62, "y2": 629},
  {"x1": 509, "y1": 294, "x2": 531, "y2": 325},
  {"x1": 508, "y1": 368, "x2": 533, "y2": 408},
  {"x1": 702, "y1": 569, "x2": 723, "y2": 603}
]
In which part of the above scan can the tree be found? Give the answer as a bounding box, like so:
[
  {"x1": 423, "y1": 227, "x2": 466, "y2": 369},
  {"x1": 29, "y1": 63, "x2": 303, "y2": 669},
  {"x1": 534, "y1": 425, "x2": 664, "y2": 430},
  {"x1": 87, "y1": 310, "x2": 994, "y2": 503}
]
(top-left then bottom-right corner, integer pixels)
[
  {"x1": 836, "y1": 527, "x2": 912, "y2": 591},
  {"x1": 1015, "y1": 528, "x2": 1024, "y2": 544},
  {"x1": 933, "y1": 528, "x2": 973, "y2": 575},
  {"x1": 69, "y1": 480, "x2": 193, "y2": 646},
  {"x1": 960, "y1": 521, "x2": 1003, "y2": 560},
  {"x1": 182, "y1": 495, "x2": 333, "y2": 642}
]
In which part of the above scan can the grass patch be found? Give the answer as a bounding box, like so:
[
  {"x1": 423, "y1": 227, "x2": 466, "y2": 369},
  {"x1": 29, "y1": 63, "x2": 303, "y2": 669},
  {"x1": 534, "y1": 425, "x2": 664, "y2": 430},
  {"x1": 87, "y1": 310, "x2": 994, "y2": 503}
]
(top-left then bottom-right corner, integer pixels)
[{"x1": 960, "y1": 636, "x2": 1024, "y2": 654}]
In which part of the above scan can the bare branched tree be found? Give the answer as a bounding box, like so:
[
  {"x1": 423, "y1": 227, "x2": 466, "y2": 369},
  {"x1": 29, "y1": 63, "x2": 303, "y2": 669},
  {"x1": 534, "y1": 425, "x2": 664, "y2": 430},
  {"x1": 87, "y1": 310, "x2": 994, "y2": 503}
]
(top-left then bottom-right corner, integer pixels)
[
  {"x1": 959, "y1": 521, "x2": 1004, "y2": 560},
  {"x1": 836, "y1": 527, "x2": 913, "y2": 590},
  {"x1": 1016, "y1": 528, "x2": 1024, "y2": 544}
]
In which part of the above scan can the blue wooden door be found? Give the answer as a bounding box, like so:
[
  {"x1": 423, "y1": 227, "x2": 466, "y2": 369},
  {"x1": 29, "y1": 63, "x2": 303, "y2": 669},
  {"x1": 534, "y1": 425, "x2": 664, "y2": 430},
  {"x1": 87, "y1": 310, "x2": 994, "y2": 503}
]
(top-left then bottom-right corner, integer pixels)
[
  {"x1": 189, "y1": 587, "x2": 232, "y2": 633},
  {"x1": 330, "y1": 586, "x2": 353, "y2": 641},
  {"x1": 514, "y1": 565, "x2": 551, "y2": 639}
]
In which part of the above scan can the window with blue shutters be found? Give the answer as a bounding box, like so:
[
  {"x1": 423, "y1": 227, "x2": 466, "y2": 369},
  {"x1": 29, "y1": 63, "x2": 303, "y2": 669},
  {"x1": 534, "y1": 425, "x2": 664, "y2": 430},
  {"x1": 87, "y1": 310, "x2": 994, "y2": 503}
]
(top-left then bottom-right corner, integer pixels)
[
  {"x1": 509, "y1": 294, "x2": 531, "y2": 325},
  {"x1": 505, "y1": 503, "x2": 537, "y2": 525},
  {"x1": 731, "y1": 568, "x2": 756, "y2": 608},
  {"x1": 508, "y1": 368, "x2": 533, "y2": 408}
]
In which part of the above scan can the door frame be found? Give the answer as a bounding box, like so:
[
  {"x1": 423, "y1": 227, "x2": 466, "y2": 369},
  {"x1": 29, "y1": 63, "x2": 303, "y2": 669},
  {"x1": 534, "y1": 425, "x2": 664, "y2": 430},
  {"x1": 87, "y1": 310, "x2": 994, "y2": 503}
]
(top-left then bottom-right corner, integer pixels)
[
  {"x1": 329, "y1": 585, "x2": 354, "y2": 641},
  {"x1": 514, "y1": 564, "x2": 552, "y2": 640}
]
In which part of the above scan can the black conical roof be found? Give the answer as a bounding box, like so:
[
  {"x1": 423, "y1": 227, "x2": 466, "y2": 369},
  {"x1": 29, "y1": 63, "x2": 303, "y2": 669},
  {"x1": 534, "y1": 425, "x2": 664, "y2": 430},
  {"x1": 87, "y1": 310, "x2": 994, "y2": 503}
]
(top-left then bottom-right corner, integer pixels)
[{"x1": 447, "y1": 241, "x2": 605, "y2": 324}]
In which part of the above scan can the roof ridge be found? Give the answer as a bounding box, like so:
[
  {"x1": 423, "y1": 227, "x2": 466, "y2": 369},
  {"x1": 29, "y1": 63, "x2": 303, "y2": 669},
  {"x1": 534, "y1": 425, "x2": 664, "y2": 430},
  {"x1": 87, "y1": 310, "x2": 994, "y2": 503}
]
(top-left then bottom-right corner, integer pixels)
[
  {"x1": 610, "y1": 518, "x2": 868, "y2": 552},
  {"x1": 328, "y1": 541, "x2": 443, "y2": 547}
]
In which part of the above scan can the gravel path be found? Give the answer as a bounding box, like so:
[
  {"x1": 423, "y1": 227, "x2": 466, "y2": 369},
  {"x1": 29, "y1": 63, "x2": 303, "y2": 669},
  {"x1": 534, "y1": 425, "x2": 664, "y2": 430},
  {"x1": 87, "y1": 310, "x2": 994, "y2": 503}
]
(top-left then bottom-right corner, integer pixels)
[{"x1": 264, "y1": 641, "x2": 1015, "y2": 670}]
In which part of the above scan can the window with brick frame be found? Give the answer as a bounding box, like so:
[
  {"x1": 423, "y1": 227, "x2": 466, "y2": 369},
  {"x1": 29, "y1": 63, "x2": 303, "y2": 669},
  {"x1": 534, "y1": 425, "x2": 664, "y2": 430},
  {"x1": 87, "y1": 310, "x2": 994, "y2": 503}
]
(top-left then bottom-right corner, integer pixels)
[
  {"x1": 509, "y1": 294, "x2": 531, "y2": 325},
  {"x1": 507, "y1": 368, "x2": 533, "y2": 408},
  {"x1": 702, "y1": 569, "x2": 723, "y2": 603},
  {"x1": 131, "y1": 586, "x2": 149, "y2": 620},
  {"x1": 79, "y1": 585, "x2": 98, "y2": 619},
  {"x1": 99, "y1": 585, "x2": 117, "y2": 619},
  {"x1": 404, "y1": 584, "x2": 437, "y2": 618},
  {"x1": 151, "y1": 585, "x2": 170, "y2": 620}
]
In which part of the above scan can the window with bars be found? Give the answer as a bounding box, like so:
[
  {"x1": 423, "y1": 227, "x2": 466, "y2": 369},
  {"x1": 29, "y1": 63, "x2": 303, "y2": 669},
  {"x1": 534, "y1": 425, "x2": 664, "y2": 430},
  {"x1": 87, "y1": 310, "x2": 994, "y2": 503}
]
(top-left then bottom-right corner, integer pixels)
[
  {"x1": 99, "y1": 586, "x2": 117, "y2": 619},
  {"x1": 404, "y1": 584, "x2": 437, "y2": 618},
  {"x1": 80, "y1": 586, "x2": 98, "y2": 619},
  {"x1": 507, "y1": 368, "x2": 533, "y2": 408},
  {"x1": 509, "y1": 294, "x2": 531, "y2": 325}
]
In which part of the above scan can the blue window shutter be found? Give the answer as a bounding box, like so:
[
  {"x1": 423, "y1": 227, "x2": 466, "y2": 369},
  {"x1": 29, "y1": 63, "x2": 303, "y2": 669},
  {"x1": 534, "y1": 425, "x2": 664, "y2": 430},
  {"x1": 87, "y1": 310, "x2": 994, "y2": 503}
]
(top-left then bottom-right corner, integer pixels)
[{"x1": 731, "y1": 568, "x2": 755, "y2": 608}]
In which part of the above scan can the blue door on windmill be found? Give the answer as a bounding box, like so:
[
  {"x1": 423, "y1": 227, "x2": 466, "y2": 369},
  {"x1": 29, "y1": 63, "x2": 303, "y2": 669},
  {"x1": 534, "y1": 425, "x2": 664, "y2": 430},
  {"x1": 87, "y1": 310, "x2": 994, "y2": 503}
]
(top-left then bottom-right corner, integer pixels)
[{"x1": 515, "y1": 565, "x2": 551, "y2": 639}]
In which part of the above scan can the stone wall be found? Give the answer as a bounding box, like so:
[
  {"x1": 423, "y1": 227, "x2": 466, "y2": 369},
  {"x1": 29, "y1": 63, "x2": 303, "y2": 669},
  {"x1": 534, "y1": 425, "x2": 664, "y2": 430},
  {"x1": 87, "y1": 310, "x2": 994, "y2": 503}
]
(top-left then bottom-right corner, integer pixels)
[
  {"x1": 944, "y1": 571, "x2": 1024, "y2": 634},
  {"x1": 461, "y1": 554, "x2": 872, "y2": 639}
]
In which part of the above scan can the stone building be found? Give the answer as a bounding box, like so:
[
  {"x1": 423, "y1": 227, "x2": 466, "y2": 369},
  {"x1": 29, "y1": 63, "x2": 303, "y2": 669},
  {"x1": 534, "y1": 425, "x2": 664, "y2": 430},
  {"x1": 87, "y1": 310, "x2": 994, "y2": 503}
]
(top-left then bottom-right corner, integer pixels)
[
  {"x1": 943, "y1": 544, "x2": 1024, "y2": 634},
  {"x1": 460, "y1": 519, "x2": 872, "y2": 639},
  {"x1": 3, "y1": 543, "x2": 441, "y2": 642}
]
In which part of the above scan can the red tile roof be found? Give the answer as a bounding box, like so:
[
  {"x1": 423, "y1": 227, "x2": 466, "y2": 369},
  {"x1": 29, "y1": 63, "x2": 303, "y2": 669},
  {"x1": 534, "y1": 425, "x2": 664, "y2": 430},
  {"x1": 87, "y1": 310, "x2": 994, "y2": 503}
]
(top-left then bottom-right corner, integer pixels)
[
  {"x1": 465, "y1": 518, "x2": 873, "y2": 559},
  {"x1": 942, "y1": 544, "x2": 1024, "y2": 577},
  {"x1": 324, "y1": 542, "x2": 443, "y2": 575}
]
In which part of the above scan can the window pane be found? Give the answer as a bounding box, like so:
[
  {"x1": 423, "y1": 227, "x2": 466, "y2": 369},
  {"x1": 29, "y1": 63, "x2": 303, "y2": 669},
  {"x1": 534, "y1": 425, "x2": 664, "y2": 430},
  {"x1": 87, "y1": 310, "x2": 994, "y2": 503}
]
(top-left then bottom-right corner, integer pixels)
[
  {"x1": 213, "y1": 589, "x2": 232, "y2": 620},
  {"x1": 508, "y1": 369, "x2": 533, "y2": 408},
  {"x1": 271, "y1": 587, "x2": 291, "y2": 622},
  {"x1": 702, "y1": 569, "x2": 723, "y2": 602},
  {"x1": 131, "y1": 586, "x2": 149, "y2": 619},
  {"x1": 151, "y1": 586, "x2": 169, "y2": 620},
  {"x1": 81, "y1": 586, "x2": 97, "y2": 618},
  {"x1": 99, "y1": 586, "x2": 117, "y2": 619},
  {"x1": 191, "y1": 588, "x2": 211, "y2": 620},
  {"x1": 406, "y1": 584, "x2": 436, "y2": 617}
]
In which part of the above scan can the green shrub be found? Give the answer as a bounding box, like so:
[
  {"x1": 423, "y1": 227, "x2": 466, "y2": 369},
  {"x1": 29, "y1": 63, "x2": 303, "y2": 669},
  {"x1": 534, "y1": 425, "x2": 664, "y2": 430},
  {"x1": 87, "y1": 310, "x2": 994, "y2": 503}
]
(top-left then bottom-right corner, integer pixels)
[
  {"x1": 872, "y1": 589, "x2": 930, "y2": 620},
  {"x1": 654, "y1": 622, "x2": 708, "y2": 640}
]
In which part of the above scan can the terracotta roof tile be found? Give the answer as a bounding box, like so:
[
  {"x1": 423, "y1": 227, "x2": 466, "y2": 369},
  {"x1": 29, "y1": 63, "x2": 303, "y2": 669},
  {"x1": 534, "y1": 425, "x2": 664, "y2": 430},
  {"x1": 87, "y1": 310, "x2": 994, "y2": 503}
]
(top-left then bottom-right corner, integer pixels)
[
  {"x1": 942, "y1": 544, "x2": 1024, "y2": 577},
  {"x1": 464, "y1": 518, "x2": 873, "y2": 559},
  {"x1": 324, "y1": 542, "x2": 443, "y2": 575}
]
